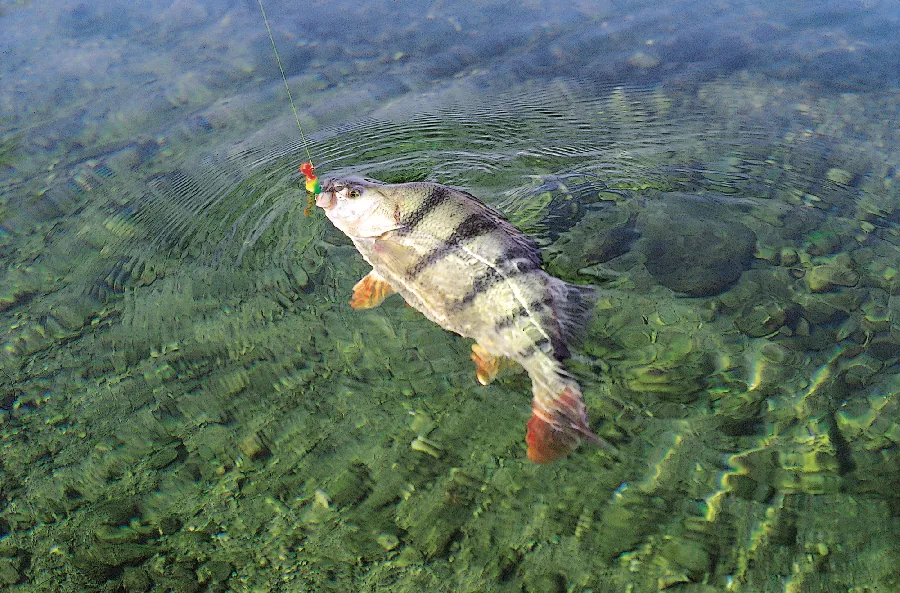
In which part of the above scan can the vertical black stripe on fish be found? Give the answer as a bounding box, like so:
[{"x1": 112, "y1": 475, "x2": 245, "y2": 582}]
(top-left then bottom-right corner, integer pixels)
[
  {"x1": 397, "y1": 185, "x2": 450, "y2": 233},
  {"x1": 454, "y1": 251, "x2": 541, "y2": 310},
  {"x1": 407, "y1": 211, "x2": 498, "y2": 279},
  {"x1": 455, "y1": 266, "x2": 504, "y2": 310},
  {"x1": 518, "y1": 333, "x2": 569, "y2": 361},
  {"x1": 495, "y1": 304, "x2": 527, "y2": 332},
  {"x1": 493, "y1": 295, "x2": 553, "y2": 333},
  {"x1": 517, "y1": 337, "x2": 551, "y2": 360}
]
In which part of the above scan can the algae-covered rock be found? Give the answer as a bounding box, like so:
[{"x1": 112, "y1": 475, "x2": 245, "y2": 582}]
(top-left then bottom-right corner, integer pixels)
[
  {"x1": 287, "y1": 260, "x2": 310, "y2": 291},
  {"x1": 794, "y1": 287, "x2": 863, "y2": 326},
  {"x1": 826, "y1": 168, "x2": 853, "y2": 185},
  {"x1": 640, "y1": 195, "x2": 757, "y2": 297},
  {"x1": 523, "y1": 569, "x2": 568, "y2": 593},
  {"x1": 153, "y1": 562, "x2": 201, "y2": 593},
  {"x1": 805, "y1": 230, "x2": 842, "y2": 256},
  {"x1": 596, "y1": 488, "x2": 667, "y2": 561},
  {"x1": 866, "y1": 333, "x2": 899, "y2": 361},
  {"x1": 0, "y1": 556, "x2": 22, "y2": 586},
  {"x1": 779, "y1": 246, "x2": 800, "y2": 267},
  {"x1": 716, "y1": 387, "x2": 765, "y2": 436},
  {"x1": 393, "y1": 546, "x2": 424, "y2": 567},
  {"x1": 49, "y1": 301, "x2": 96, "y2": 331},
  {"x1": 376, "y1": 533, "x2": 400, "y2": 551},
  {"x1": 619, "y1": 332, "x2": 710, "y2": 403},
  {"x1": 197, "y1": 560, "x2": 233, "y2": 586},
  {"x1": 395, "y1": 470, "x2": 482, "y2": 559},
  {"x1": 326, "y1": 461, "x2": 373, "y2": 509},
  {"x1": 806, "y1": 253, "x2": 859, "y2": 293},
  {"x1": 860, "y1": 289, "x2": 892, "y2": 332},
  {"x1": 72, "y1": 542, "x2": 154, "y2": 581},
  {"x1": 725, "y1": 417, "x2": 843, "y2": 498},
  {"x1": 835, "y1": 389, "x2": 898, "y2": 450},
  {"x1": 122, "y1": 566, "x2": 152, "y2": 593},
  {"x1": 735, "y1": 300, "x2": 787, "y2": 338},
  {"x1": 840, "y1": 354, "x2": 883, "y2": 389},
  {"x1": 658, "y1": 537, "x2": 713, "y2": 580}
]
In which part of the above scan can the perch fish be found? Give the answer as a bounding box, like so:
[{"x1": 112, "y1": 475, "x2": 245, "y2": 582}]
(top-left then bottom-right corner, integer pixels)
[{"x1": 316, "y1": 177, "x2": 609, "y2": 462}]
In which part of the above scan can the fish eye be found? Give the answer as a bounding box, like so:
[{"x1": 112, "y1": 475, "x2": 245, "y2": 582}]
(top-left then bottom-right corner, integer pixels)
[{"x1": 348, "y1": 189, "x2": 361, "y2": 198}]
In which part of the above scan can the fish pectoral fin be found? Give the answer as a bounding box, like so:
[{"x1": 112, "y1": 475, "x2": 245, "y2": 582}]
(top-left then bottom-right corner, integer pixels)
[
  {"x1": 470, "y1": 343, "x2": 514, "y2": 386},
  {"x1": 371, "y1": 235, "x2": 419, "y2": 269},
  {"x1": 350, "y1": 270, "x2": 395, "y2": 310}
]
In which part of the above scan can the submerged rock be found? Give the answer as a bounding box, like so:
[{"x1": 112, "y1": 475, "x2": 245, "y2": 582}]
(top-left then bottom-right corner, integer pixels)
[
  {"x1": 640, "y1": 195, "x2": 757, "y2": 297},
  {"x1": 545, "y1": 205, "x2": 638, "y2": 278},
  {"x1": 806, "y1": 254, "x2": 860, "y2": 293},
  {"x1": 619, "y1": 331, "x2": 710, "y2": 404},
  {"x1": 735, "y1": 300, "x2": 788, "y2": 338},
  {"x1": 0, "y1": 557, "x2": 22, "y2": 587},
  {"x1": 122, "y1": 566, "x2": 152, "y2": 593}
]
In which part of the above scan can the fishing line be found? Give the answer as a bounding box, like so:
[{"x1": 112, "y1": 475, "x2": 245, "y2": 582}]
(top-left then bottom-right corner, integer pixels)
[{"x1": 256, "y1": 0, "x2": 321, "y2": 214}]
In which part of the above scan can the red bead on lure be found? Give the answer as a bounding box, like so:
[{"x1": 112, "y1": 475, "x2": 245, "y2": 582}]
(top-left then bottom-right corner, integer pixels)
[{"x1": 300, "y1": 161, "x2": 321, "y2": 216}]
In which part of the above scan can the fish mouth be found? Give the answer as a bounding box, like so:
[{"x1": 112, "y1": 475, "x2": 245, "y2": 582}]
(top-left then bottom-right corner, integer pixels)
[{"x1": 315, "y1": 179, "x2": 336, "y2": 210}]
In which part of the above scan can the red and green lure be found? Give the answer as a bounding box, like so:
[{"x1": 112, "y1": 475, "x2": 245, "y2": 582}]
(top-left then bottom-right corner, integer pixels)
[{"x1": 300, "y1": 161, "x2": 321, "y2": 216}]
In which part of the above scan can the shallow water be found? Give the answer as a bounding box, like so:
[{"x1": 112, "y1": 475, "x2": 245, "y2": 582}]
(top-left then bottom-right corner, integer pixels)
[{"x1": 1, "y1": 1, "x2": 898, "y2": 591}]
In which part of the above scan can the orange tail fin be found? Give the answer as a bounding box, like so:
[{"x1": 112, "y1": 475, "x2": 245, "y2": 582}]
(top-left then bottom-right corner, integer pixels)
[
  {"x1": 526, "y1": 413, "x2": 580, "y2": 463},
  {"x1": 526, "y1": 384, "x2": 613, "y2": 463}
]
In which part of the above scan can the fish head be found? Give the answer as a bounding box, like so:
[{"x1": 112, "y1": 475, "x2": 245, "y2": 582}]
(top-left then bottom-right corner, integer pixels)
[{"x1": 317, "y1": 177, "x2": 405, "y2": 238}]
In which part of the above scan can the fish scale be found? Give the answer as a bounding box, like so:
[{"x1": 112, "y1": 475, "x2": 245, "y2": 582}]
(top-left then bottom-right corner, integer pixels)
[{"x1": 316, "y1": 177, "x2": 609, "y2": 462}]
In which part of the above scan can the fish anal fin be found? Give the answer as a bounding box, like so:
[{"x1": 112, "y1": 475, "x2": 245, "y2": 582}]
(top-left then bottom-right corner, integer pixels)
[{"x1": 350, "y1": 270, "x2": 395, "y2": 310}]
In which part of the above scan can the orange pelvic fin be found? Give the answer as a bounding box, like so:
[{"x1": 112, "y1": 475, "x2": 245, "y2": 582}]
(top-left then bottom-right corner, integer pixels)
[
  {"x1": 350, "y1": 271, "x2": 395, "y2": 310},
  {"x1": 471, "y1": 343, "x2": 512, "y2": 386}
]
